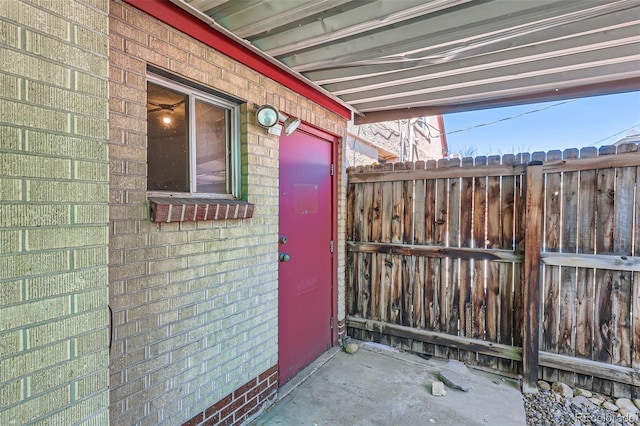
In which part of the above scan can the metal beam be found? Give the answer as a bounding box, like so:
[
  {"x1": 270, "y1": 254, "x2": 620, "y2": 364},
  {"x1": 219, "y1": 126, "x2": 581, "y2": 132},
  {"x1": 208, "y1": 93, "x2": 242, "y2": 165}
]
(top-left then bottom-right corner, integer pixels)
[
  {"x1": 228, "y1": 0, "x2": 351, "y2": 39},
  {"x1": 184, "y1": 0, "x2": 227, "y2": 11},
  {"x1": 306, "y1": 62, "x2": 422, "y2": 86},
  {"x1": 352, "y1": 59, "x2": 640, "y2": 112},
  {"x1": 277, "y1": 0, "x2": 571, "y2": 71},
  {"x1": 324, "y1": 12, "x2": 640, "y2": 95},
  {"x1": 341, "y1": 42, "x2": 640, "y2": 105},
  {"x1": 302, "y1": 5, "x2": 640, "y2": 85},
  {"x1": 255, "y1": 0, "x2": 471, "y2": 56},
  {"x1": 353, "y1": 77, "x2": 640, "y2": 124}
]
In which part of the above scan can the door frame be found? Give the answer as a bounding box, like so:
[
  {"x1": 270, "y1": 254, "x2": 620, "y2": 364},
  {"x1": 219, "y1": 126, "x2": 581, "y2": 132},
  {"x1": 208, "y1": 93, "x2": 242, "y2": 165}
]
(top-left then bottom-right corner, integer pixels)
[{"x1": 280, "y1": 122, "x2": 340, "y2": 348}]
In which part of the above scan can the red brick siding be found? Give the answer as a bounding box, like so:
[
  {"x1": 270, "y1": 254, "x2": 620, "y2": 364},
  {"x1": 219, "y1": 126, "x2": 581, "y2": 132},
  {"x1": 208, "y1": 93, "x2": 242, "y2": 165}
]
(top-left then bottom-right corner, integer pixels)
[
  {"x1": 149, "y1": 198, "x2": 255, "y2": 222},
  {"x1": 183, "y1": 365, "x2": 278, "y2": 426}
]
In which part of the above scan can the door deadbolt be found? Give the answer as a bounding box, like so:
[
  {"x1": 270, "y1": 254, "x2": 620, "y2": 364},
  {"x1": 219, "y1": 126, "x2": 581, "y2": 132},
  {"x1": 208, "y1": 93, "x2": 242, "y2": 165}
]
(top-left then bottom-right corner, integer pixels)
[
  {"x1": 280, "y1": 235, "x2": 288, "y2": 244},
  {"x1": 279, "y1": 253, "x2": 291, "y2": 262}
]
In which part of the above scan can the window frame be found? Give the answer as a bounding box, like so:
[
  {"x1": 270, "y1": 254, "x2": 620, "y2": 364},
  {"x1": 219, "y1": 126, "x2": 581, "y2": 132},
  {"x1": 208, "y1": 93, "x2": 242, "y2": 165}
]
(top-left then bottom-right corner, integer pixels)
[{"x1": 146, "y1": 72, "x2": 242, "y2": 200}]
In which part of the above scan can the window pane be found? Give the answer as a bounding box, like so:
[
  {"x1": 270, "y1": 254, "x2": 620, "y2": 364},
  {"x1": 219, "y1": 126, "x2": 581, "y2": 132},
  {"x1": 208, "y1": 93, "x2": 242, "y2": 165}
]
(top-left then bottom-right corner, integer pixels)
[
  {"x1": 194, "y1": 98, "x2": 228, "y2": 194},
  {"x1": 147, "y1": 82, "x2": 189, "y2": 192}
]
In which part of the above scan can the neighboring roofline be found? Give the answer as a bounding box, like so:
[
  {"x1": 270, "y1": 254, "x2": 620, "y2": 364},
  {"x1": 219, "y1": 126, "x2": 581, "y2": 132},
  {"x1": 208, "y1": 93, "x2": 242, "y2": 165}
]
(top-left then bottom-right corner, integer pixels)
[{"x1": 122, "y1": 0, "x2": 354, "y2": 121}]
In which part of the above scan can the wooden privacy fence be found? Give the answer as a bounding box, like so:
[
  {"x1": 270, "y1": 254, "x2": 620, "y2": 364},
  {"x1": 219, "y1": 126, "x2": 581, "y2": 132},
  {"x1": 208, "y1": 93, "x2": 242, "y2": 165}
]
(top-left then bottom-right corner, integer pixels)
[{"x1": 345, "y1": 144, "x2": 640, "y2": 397}]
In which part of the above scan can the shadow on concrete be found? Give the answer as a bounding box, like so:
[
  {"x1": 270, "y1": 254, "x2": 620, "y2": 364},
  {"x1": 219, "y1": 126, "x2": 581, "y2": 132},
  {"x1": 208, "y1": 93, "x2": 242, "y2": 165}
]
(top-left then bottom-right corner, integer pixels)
[{"x1": 251, "y1": 342, "x2": 526, "y2": 425}]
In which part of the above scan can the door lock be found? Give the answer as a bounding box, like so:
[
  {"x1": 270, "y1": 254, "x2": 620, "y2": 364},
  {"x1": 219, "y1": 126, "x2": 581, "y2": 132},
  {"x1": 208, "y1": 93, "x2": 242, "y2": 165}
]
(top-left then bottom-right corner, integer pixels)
[
  {"x1": 280, "y1": 235, "x2": 288, "y2": 244},
  {"x1": 279, "y1": 253, "x2": 291, "y2": 262}
]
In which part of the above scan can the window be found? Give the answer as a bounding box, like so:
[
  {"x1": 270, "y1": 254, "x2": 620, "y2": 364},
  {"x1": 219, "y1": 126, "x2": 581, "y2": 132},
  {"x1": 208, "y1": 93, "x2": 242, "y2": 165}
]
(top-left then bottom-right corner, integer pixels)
[{"x1": 146, "y1": 73, "x2": 240, "y2": 198}]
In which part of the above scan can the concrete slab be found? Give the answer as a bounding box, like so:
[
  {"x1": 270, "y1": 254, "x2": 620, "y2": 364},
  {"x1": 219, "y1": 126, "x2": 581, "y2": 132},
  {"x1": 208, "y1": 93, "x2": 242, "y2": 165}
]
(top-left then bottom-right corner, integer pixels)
[{"x1": 251, "y1": 343, "x2": 526, "y2": 426}]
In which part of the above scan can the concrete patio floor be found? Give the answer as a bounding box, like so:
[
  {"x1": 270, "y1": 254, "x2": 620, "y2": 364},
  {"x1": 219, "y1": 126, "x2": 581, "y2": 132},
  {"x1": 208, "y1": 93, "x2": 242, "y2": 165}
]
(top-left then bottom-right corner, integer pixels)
[{"x1": 251, "y1": 342, "x2": 527, "y2": 426}]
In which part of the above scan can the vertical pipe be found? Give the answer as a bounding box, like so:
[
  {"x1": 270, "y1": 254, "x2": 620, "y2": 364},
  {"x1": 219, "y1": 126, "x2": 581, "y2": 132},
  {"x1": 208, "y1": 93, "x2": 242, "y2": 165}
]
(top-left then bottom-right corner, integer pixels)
[
  {"x1": 398, "y1": 120, "x2": 404, "y2": 163},
  {"x1": 408, "y1": 119, "x2": 415, "y2": 162}
]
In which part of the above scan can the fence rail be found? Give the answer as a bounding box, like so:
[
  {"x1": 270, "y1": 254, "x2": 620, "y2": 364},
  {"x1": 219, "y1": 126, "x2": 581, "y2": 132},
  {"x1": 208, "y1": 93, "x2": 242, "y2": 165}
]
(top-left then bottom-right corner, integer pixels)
[{"x1": 346, "y1": 144, "x2": 640, "y2": 397}]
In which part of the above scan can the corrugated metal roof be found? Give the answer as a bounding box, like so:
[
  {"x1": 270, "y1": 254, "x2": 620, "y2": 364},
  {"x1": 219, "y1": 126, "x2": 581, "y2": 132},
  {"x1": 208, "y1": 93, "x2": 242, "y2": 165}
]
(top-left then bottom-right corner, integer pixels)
[{"x1": 173, "y1": 0, "x2": 640, "y2": 123}]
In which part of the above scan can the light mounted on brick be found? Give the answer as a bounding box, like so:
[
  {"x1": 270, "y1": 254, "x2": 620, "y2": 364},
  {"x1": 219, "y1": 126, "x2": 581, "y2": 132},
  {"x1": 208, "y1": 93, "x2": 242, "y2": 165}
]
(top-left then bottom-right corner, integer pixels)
[{"x1": 255, "y1": 104, "x2": 301, "y2": 136}]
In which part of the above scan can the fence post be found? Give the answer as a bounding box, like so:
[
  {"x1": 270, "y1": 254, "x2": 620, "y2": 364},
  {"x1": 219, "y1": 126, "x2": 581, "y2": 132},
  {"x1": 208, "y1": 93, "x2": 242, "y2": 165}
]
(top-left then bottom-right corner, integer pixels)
[{"x1": 522, "y1": 161, "x2": 543, "y2": 393}]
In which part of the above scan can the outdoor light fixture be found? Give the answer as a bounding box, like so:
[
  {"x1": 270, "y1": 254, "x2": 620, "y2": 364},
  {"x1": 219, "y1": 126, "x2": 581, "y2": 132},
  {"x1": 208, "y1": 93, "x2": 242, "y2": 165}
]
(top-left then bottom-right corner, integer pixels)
[
  {"x1": 282, "y1": 115, "x2": 301, "y2": 136},
  {"x1": 255, "y1": 104, "x2": 302, "y2": 136},
  {"x1": 255, "y1": 104, "x2": 279, "y2": 129}
]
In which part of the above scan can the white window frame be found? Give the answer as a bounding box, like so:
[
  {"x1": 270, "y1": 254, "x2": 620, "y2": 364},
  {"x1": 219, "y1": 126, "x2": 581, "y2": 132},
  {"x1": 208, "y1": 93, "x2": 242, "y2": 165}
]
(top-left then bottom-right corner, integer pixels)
[{"x1": 146, "y1": 73, "x2": 241, "y2": 199}]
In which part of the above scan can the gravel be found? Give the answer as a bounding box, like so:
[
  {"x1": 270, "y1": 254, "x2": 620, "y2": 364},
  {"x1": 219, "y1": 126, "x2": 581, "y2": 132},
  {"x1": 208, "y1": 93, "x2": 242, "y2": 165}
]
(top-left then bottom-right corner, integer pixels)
[{"x1": 524, "y1": 390, "x2": 640, "y2": 426}]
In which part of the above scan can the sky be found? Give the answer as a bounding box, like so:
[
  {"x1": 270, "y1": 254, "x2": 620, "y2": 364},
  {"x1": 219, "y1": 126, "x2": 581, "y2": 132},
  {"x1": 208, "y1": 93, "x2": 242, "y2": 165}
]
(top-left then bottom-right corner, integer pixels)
[{"x1": 442, "y1": 91, "x2": 640, "y2": 158}]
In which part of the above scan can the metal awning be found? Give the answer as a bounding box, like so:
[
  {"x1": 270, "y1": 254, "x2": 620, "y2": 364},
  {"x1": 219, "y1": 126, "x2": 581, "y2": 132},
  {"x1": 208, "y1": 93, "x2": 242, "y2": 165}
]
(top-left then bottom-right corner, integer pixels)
[{"x1": 172, "y1": 0, "x2": 640, "y2": 123}]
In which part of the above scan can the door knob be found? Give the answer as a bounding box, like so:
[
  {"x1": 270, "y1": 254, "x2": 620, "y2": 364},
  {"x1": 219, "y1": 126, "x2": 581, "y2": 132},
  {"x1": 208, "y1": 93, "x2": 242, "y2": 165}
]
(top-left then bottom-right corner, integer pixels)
[{"x1": 279, "y1": 253, "x2": 291, "y2": 262}]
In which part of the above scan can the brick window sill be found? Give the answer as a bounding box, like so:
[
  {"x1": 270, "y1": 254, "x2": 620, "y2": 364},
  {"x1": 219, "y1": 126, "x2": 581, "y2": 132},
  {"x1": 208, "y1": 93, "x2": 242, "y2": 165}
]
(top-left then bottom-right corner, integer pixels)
[{"x1": 149, "y1": 197, "x2": 254, "y2": 223}]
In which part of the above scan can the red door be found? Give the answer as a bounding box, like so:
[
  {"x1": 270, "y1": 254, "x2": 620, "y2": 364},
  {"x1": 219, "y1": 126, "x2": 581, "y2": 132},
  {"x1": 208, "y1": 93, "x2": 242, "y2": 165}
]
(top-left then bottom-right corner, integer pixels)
[{"x1": 278, "y1": 128, "x2": 334, "y2": 385}]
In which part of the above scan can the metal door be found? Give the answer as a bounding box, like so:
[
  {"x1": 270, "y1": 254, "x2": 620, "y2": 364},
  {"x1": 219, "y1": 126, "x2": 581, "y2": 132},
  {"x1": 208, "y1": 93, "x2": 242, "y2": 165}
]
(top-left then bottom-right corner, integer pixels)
[{"x1": 278, "y1": 128, "x2": 334, "y2": 385}]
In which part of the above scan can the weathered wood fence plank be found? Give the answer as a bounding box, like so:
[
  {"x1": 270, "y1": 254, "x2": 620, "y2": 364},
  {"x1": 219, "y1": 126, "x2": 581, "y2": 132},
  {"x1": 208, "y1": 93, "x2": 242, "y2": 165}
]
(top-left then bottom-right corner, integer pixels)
[
  {"x1": 522, "y1": 162, "x2": 544, "y2": 393},
  {"x1": 447, "y1": 158, "x2": 461, "y2": 337},
  {"x1": 347, "y1": 242, "x2": 522, "y2": 262},
  {"x1": 542, "y1": 151, "x2": 561, "y2": 383},
  {"x1": 499, "y1": 154, "x2": 516, "y2": 373},
  {"x1": 559, "y1": 148, "x2": 579, "y2": 386},
  {"x1": 575, "y1": 147, "x2": 597, "y2": 390},
  {"x1": 633, "y1": 163, "x2": 640, "y2": 375}
]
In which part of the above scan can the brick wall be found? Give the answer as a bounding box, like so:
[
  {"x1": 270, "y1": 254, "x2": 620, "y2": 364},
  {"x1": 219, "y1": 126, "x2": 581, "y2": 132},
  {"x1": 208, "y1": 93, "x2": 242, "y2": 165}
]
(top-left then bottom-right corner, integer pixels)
[
  {"x1": 0, "y1": 0, "x2": 110, "y2": 424},
  {"x1": 182, "y1": 365, "x2": 278, "y2": 426},
  {"x1": 108, "y1": 2, "x2": 347, "y2": 425}
]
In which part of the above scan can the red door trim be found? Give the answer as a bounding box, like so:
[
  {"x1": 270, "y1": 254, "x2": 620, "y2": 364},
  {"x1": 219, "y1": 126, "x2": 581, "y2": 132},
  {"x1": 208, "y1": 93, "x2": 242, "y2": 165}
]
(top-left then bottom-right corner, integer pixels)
[
  {"x1": 122, "y1": 0, "x2": 352, "y2": 120},
  {"x1": 296, "y1": 122, "x2": 341, "y2": 143},
  {"x1": 331, "y1": 133, "x2": 339, "y2": 345}
]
